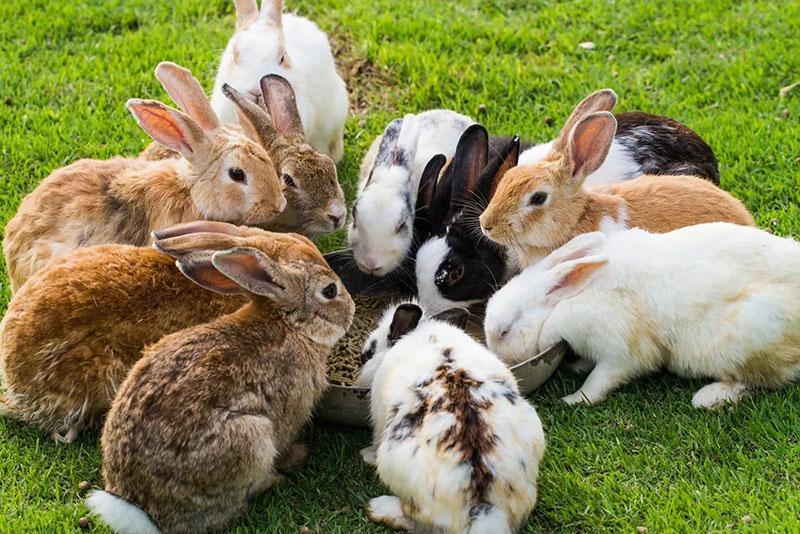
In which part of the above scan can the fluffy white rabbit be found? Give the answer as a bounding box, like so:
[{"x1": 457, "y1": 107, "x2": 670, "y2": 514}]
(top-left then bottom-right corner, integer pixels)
[
  {"x1": 348, "y1": 110, "x2": 474, "y2": 276},
  {"x1": 485, "y1": 223, "x2": 800, "y2": 408},
  {"x1": 360, "y1": 302, "x2": 545, "y2": 533},
  {"x1": 210, "y1": 0, "x2": 348, "y2": 161}
]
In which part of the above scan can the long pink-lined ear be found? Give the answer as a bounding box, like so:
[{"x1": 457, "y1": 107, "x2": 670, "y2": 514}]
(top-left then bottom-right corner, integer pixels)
[
  {"x1": 539, "y1": 231, "x2": 606, "y2": 271},
  {"x1": 154, "y1": 62, "x2": 219, "y2": 133},
  {"x1": 223, "y1": 83, "x2": 280, "y2": 147},
  {"x1": 126, "y1": 99, "x2": 206, "y2": 159},
  {"x1": 260, "y1": 74, "x2": 304, "y2": 138},
  {"x1": 212, "y1": 247, "x2": 296, "y2": 304},
  {"x1": 551, "y1": 89, "x2": 617, "y2": 154},
  {"x1": 544, "y1": 255, "x2": 608, "y2": 305},
  {"x1": 152, "y1": 220, "x2": 244, "y2": 241},
  {"x1": 565, "y1": 112, "x2": 617, "y2": 184},
  {"x1": 234, "y1": 0, "x2": 258, "y2": 29},
  {"x1": 261, "y1": 0, "x2": 283, "y2": 27},
  {"x1": 176, "y1": 251, "x2": 244, "y2": 295}
]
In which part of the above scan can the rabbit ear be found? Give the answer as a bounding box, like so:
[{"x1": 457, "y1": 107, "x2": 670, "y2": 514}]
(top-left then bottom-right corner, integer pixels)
[
  {"x1": 126, "y1": 99, "x2": 207, "y2": 159},
  {"x1": 544, "y1": 255, "x2": 608, "y2": 305},
  {"x1": 393, "y1": 114, "x2": 421, "y2": 167},
  {"x1": 260, "y1": 74, "x2": 304, "y2": 139},
  {"x1": 176, "y1": 251, "x2": 244, "y2": 295},
  {"x1": 389, "y1": 303, "x2": 423, "y2": 343},
  {"x1": 448, "y1": 124, "x2": 489, "y2": 214},
  {"x1": 154, "y1": 62, "x2": 219, "y2": 133},
  {"x1": 539, "y1": 231, "x2": 606, "y2": 271},
  {"x1": 416, "y1": 154, "x2": 447, "y2": 214},
  {"x1": 551, "y1": 89, "x2": 617, "y2": 154},
  {"x1": 374, "y1": 119, "x2": 404, "y2": 170},
  {"x1": 222, "y1": 83, "x2": 280, "y2": 147},
  {"x1": 479, "y1": 135, "x2": 520, "y2": 201},
  {"x1": 212, "y1": 247, "x2": 297, "y2": 304},
  {"x1": 153, "y1": 220, "x2": 244, "y2": 240},
  {"x1": 431, "y1": 308, "x2": 470, "y2": 330},
  {"x1": 261, "y1": 0, "x2": 283, "y2": 26},
  {"x1": 154, "y1": 233, "x2": 244, "y2": 259},
  {"x1": 564, "y1": 112, "x2": 617, "y2": 184},
  {"x1": 234, "y1": 0, "x2": 259, "y2": 29}
]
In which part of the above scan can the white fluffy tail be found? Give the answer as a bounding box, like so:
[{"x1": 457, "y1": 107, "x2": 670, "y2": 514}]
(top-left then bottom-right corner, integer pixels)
[
  {"x1": 468, "y1": 504, "x2": 511, "y2": 534},
  {"x1": 86, "y1": 490, "x2": 160, "y2": 534}
]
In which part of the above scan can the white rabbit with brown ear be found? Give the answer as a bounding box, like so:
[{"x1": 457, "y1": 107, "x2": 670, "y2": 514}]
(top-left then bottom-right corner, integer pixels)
[
  {"x1": 349, "y1": 110, "x2": 474, "y2": 276},
  {"x1": 3, "y1": 61, "x2": 287, "y2": 292},
  {"x1": 485, "y1": 223, "x2": 800, "y2": 408},
  {"x1": 360, "y1": 303, "x2": 545, "y2": 533},
  {"x1": 480, "y1": 89, "x2": 754, "y2": 270},
  {"x1": 210, "y1": 0, "x2": 348, "y2": 161},
  {"x1": 87, "y1": 233, "x2": 354, "y2": 534}
]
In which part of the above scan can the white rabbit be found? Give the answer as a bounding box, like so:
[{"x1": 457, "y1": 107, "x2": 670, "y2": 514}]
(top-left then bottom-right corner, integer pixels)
[
  {"x1": 485, "y1": 223, "x2": 800, "y2": 409},
  {"x1": 210, "y1": 0, "x2": 348, "y2": 161},
  {"x1": 348, "y1": 109, "x2": 475, "y2": 276},
  {"x1": 361, "y1": 303, "x2": 545, "y2": 533}
]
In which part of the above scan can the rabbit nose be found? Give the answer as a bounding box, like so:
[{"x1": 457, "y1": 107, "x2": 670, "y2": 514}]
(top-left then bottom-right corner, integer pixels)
[
  {"x1": 359, "y1": 257, "x2": 384, "y2": 276},
  {"x1": 328, "y1": 214, "x2": 342, "y2": 229}
]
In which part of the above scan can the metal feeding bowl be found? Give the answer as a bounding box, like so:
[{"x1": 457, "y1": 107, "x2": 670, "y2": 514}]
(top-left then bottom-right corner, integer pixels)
[{"x1": 316, "y1": 250, "x2": 566, "y2": 427}]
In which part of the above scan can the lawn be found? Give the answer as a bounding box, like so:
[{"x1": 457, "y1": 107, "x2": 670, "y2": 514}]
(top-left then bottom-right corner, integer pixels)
[{"x1": 1, "y1": 0, "x2": 800, "y2": 532}]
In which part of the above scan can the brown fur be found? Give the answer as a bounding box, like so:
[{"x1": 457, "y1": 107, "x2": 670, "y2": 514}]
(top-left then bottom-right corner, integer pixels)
[
  {"x1": 0, "y1": 223, "x2": 322, "y2": 441},
  {"x1": 99, "y1": 238, "x2": 354, "y2": 533},
  {"x1": 481, "y1": 95, "x2": 754, "y2": 268},
  {"x1": 4, "y1": 63, "x2": 286, "y2": 292}
]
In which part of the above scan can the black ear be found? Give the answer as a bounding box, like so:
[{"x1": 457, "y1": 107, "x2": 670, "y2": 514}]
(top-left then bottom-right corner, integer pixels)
[
  {"x1": 389, "y1": 303, "x2": 423, "y2": 343},
  {"x1": 414, "y1": 154, "x2": 447, "y2": 240},
  {"x1": 479, "y1": 135, "x2": 520, "y2": 202},
  {"x1": 448, "y1": 124, "x2": 489, "y2": 216},
  {"x1": 431, "y1": 308, "x2": 470, "y2": 330}
]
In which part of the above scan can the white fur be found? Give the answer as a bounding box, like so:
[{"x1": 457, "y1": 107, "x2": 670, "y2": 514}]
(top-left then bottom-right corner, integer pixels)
[
  {"x1": 415, "y1": 236, "x2": 483, "y2": 315},
  {"x1": 348, "y1": 110, "x2": 475, "y2": 275},
  {"x1": 86, "y1": 490, "x2": 160, "y2": 534},
  {"x1": 364, "y1": 308, "x2": 545, "y2": 533},
  {"x1": 519, "y1": 139, "x2": 641, "y2": 187},
  {"x1": 486, "y1": 223, "x2": 800, "y2": 407},
  {"x1": 210, "y1": 6, "x2": 348, "y2": 161}
]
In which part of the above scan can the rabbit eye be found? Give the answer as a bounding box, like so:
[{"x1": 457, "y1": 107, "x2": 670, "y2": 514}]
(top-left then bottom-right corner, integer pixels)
[
  {"x1": 446, "y1": 264, "x2": 464, "y2": 286},
  {"x1": 282, "y1": 173, "x2": 297, "y2": 188},
  {"x1": 228, "y1": 167, "x2": 247, "y2": 184},
  {"x1": 322, "y1": 283, "x2": 338, "y2": 300},
  {"x1": 529, "y1": 191, "x2": 548, "y2": 206},
  {"x1": 395, "y1": 221, "x2": 408, "y2": 234}
]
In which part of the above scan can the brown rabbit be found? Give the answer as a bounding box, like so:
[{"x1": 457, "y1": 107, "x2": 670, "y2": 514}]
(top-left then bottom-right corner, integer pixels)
[
  {"x1": 142, "y1": 73, "x2": 346, "y2": 236},
  {"x1": 3, "y1": 62, "x2": 287, "y2": 292},
  {"x1": 0, "y1": 221, "x2": 319, "y2": 442},
  {"x1": 87, "y1": 233, "x2": 354, "y2": 534},
  {"x1": 479, "y1": 90, "x2": 754, "y2": 268}
]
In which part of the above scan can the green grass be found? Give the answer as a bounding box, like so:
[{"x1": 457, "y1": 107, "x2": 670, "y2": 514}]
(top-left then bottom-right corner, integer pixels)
[{"x1": 1, "y1": 0, "x2": 800, "y2": 531}]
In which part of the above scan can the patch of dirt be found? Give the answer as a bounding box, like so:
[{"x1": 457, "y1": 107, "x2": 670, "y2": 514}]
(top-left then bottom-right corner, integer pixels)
[{"x1": 329, "y1": 34, "x2": 397, "y2": 116}]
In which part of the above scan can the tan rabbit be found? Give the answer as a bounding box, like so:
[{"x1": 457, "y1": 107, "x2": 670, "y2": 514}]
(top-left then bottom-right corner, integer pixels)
[
  {"x1": 3, "y1": 62, "x2": 287, "y2": 292},
  {"x1": 143, "y1": 73, "x2": 346, "y2": 236},
  {"x1": 87, "y1": 233, "x2": 354, "y2": 534},
  {"x1": 479, "y1": 90, "x2": 754, "y2": 268},
  {"x1": 0, "y1": 221, "x2": 319, "y2": 443}
]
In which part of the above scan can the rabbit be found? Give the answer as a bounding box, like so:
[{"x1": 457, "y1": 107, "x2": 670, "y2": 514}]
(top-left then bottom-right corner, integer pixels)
[
  {"x1": 360, "y1": 302, "x2": 545, "y2": 533},
  {"x1": 485, "y1": 223, "x2": 800, "y2": 408},
  {"x1": 0, "y1": 221, "x2": 318, "y2": 442},
  {"x1": 209, "y1": 0, "x2": 348, "y2": 162},
  {"x1": 86, "y1": 231, "x2": 354, "y2": 534},
  {"x1": 348, "y1": 109, "x2": 475, "y2": 276},
  {"x1": 3, "y1": 61, "x2": 287, "y2": 292},
  {"x1": 518, "y1": 91, "x2": 719, "y2": 185},
  {"x1": 221, "y1": 75, "x2": 347, "y2": 235},
  {"x1": 479, "y1": 90, "x2": 754, "y2": 270}
]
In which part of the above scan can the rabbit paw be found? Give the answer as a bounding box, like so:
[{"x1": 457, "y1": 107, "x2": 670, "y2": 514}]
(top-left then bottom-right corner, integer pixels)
[
  {"x1": 360, "y1": 446, "x2": 377, "y2": 466},
  {"x1": 562, "y1": 391, "x2": 591, "y2": 405},
  {"x1": 692, "y1": 381, "x2": 749, "y2": 409},
  {"x1": 367, "y1": 495, "x2": 414, "y2": 530}
]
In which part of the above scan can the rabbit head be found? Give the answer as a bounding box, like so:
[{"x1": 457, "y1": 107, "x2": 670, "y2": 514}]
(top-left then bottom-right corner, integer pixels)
[
  {"x1": 128, "y1": 62, "x2": 287, "y2": 226},
  {"x1": 212, "y1": 0, "x2": 291, "y2": 126},
  {"x1": 479, "y1": 90, "x2": 618, "y2": 250},
  {"x1": 223, "y1": 75, "x2": 346, "y2": 236},
  {"x1": 154, "y1": 221, "x2": 354, "y2": 346},
  {"x1": 349, "y1": 115, "x2": 422, "y2": 276},
  {"x1": 416, "y1": 126, "x2": 519, "y2": 314},
  {"x1": 485, "y1": 232, "x2": 607, "y2": 363}
]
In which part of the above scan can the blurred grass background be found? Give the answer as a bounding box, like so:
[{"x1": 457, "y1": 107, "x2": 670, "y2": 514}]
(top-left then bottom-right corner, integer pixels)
[{"x1": 1, "y1": 0, "x2": 799, "y2": 531}]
